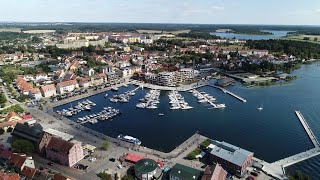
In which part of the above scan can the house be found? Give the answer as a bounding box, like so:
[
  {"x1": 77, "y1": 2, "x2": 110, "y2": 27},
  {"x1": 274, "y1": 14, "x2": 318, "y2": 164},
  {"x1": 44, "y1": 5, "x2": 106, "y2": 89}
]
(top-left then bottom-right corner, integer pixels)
[
  {"x1": 8, "y1": 153, "x2": 35, "y2": 171},
  {"x1": 0, "y1": 171, "x2": 19, "y2": 180},
  {"x1": 99, "y1": 66, "x2": 111, "y2": 74},
  {"x1": 38, "y1": 129, "x2": 74, "y2": 155},
  {"x1": 29, "y1": 88, "x2": 42, "y2": 100},
  {"x1": 134, "y1": 46, "x2": 145, "y2": 52},
  {"x1": 40, "y1": 84, "x2": 57, "y2": 98},
  {"x1": 0, "y1": 144, "x2": 12, "y2": 159},
  {"x1": 209, "y1": 140, "x2": 254, "y2": 177},
  {"x1": 0, "y1": 112, "x2": 27, "y2": 131},
  {"x1": 79, "y1": 77, "x2": 92, "y2": 88},
  {"x1": 80, "y1": 67, "x2": 95, "y2": 77},
  {"x1": 21, "y1": 166, "x2": 36, "y2": 179},
  {"x1": 45, "y1": 137, "x2": 84, "y2": 167},
  {"x1": 169, "y1": 163, "x2": 202, "y2": 180},
  {"x1": 201, "y1": 164, "x2": 227, "y2": 180},
  {"x1": 11, "y1": 122, "x2": 43, "y2": 145},
  {"x1": 56, "y1": 80, "x2": 78, "y2": 94}
]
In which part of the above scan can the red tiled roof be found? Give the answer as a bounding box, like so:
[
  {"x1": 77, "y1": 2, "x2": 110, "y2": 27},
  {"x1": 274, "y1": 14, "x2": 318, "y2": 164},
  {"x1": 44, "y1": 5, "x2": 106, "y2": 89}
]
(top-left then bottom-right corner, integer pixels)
[
  {"x1": 40, "y1": 84, "x2": 56, "y2": 92},
  {"x1": 57, "y1": 80, "x2": 77, "y2": 88},
  {"x1": 0, "y1": 145, "x2": 12, "y2": 159},
  {"x1": 46, "y1": 137, "x2": 74, "y2": 154},
  {"x1": 8, "y1": 153, "x2": 27, "y2": 169},
  {"x1": 54, "y1": 173, "x2": 73, "y2": 180},
  {"x1": 5, "y1": 112, "x2": 21, "y2": 122},
  {"x1": 21, "y1": 167, "x2": 36, "y2": 179},
  {"x1": 0, "y1": 171, "x2": 19, "y2": 180}
]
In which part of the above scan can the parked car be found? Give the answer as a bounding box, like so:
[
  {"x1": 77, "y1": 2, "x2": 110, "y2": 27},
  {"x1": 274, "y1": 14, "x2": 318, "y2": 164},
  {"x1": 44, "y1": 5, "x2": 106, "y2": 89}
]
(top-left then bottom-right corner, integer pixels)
[
  {"x1": 246, "y1": 175, "x2": 255, "y2": 180},
  {"x1": 109, "y1": 158, "x2": 116, "y2": 162},
  {"x1": 47, "y1": 162, "x2": 53, "y2": 166}
]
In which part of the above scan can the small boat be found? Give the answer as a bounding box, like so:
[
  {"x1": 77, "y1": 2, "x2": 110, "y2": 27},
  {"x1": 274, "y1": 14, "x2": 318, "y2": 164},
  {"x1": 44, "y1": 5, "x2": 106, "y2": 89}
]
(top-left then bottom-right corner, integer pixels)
[
  {"x1": 112, "y1": 87, "x2": 118, "y2": 91},
  {"x1": 117, "y1": 134, "x2": 141, "y2": 145},
  {"x1": 104, "y1": 93, "x2": 108, "y2": 98},
  {"x1": 257, "y1": 107, "x2": 263, "y2": 111},
  {"x1": 159, "y1": 113, "x2": 164, "y2": 116}
]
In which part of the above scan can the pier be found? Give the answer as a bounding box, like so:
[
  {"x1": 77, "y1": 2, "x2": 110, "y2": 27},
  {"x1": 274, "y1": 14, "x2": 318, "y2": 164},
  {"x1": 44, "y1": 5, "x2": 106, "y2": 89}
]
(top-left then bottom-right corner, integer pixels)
[
  {"x1": 209, "y1": 85, "x2": 247, "y2": 102},
  {"x1": 191, "y1": 89, "x2": 224, "y2": 109},
  {"x1": 145, "y1": 90, "x2": 159, "y2": 107},
  {"x1": 295, "y1": 111, "x2": 320, "y2": 148}
]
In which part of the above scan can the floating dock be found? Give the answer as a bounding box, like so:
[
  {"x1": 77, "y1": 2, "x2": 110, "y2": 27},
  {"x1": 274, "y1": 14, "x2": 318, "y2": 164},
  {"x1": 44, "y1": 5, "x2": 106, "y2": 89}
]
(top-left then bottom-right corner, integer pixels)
[
  {"x1": 191, "y1": 89, "x2": 226, "y2": 109},
  {"x1": 209, "y1": 85, "x2": 247, "y2": 103},
  {"x1": 295, "y1": 111, "x2": 320, "y2": 148}
]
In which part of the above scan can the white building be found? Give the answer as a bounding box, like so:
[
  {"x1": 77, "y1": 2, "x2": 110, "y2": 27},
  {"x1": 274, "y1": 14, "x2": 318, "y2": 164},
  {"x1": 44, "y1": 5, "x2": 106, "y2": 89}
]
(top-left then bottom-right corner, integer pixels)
[
  {"x1": 56, "y1": 80, "x2": 78, "y2": 94},
  {"x1": 40, "y1": 84, "x2": 57, "y2": 98}
]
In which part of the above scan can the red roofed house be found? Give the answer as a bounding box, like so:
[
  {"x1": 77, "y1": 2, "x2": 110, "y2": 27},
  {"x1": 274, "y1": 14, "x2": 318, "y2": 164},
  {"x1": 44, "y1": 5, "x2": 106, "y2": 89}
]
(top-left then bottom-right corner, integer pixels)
[
  {"x1": 0, "y1": 144, "x2": 12, "y2": 159},
  {"x1": 53, "y1": 173, "x2": 74, "y2": 180},
  {"x1": 40, "y1": 84, "x2": 57, "y2": 98},
  {"x1": 78, "y1": 77, "x2": 92, "y2": 88},
  {"x1": 29, "y1": 88, "x2": 42, "y2": 100},
  {"x1": 201, "y1": 164, "x2": 227, "y2": 180},
  {"x1": 125, "y1": 153, "x2": 145, "y2": 163},
  {"x1": 45, "y1": 137, "x2": 84, "y2": 167},
  {"x1": 20, "y1": 166, "x2": 36, "y2": 179},
  {"x1": 22, "y1": 114, "x2": 33, "y2": 121},
  {"x1": 8, "y1": 153, "x2": 35, "y2": 171},
  {"x1": 0, "y1": 171, "x2": 19, "y2": 180},
  {"x1": 0, "y1": 112, "x2": 27, "y2": 131},
  {"x1": 56, "y1": 80, "x2": 78, "y2": 94}
]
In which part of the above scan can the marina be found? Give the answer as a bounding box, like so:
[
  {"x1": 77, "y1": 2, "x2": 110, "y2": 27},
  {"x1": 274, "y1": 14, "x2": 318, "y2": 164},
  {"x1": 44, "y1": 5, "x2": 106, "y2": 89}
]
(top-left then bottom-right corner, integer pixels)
[
  {"x1": 52, "y1": 64, "x2": 320, "y2": 179},
  {"x1": 191, "y1": 89, "x2": 226, "y2": 109},
  {"x1": 109, "y1": 86, "x2": 140, "y2": 103},
  {"x1": 76, "y1": 107, "x2": 121, "y2": 124},
  {"x1": 56, "y1": 99, "x2": 96, "y2": 117},
  {"x1": 136, "y1": 89, "x2": 160, "y2": 109},
  {"x1": 168, "y1": 90, "x2": 193, "y2": 110}
]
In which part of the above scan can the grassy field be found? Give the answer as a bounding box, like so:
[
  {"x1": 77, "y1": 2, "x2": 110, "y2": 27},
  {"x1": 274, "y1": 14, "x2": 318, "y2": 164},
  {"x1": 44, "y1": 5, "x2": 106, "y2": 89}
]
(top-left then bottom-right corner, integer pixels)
[
  {"x1": 1, "y1": 65, "x2": 22, "y2": 74},
  {"x1": 285, "y1": 34, "x2": 320, "y2": 42},
  {"x1": 22, "y1": 30, "x2": 56, "y2": 34},
  {"x1": 136, "y1": 29, "x2": 191, "y2": 34},
  {"x1": 0, "y1": 28, "x2": 21, "y2": 33}
]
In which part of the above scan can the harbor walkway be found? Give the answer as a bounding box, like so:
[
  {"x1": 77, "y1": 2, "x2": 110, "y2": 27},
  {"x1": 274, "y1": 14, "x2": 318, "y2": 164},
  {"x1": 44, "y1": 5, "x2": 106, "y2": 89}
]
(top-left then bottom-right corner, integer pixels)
[
  {"x1": 209, "y1": 85, "x2": 247, "y2": 102},
  {"x1": 130, "y1": 80, "x2": 208, "y2": 92}
]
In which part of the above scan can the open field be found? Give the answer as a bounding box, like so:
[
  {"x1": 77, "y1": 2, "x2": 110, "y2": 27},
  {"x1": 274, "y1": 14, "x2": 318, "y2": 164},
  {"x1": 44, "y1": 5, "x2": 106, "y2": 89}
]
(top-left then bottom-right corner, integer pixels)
[
  {"x1": 0, "y1": 28, "x2": 21, "y2": 32},
  {"x1": 136, "y1": 29, "x2": 191, "y2": 34},
  {"x1": 285, "y1": 34, "x2": 320, "y2": 42},
  {"x1": 22, "y1": 30, "x2": 56, "y2": 34}
]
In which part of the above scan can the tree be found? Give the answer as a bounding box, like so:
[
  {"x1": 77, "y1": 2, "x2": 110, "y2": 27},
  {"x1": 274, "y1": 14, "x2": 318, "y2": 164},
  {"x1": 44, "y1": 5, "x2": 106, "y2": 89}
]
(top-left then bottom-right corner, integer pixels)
[
  {"x1": 102, "y1": 141, "x2": 109, "y2": 150},
  {"x1": 0, "y1": 93, "x2": 7, "y2": 106},
  {"x1": 303, "y1": 37, "x2": 310, "y2": 41},
  {"x1": 97, "y1": 172, "x2": 112, "y2": 180},
  {"x1": 289, "y1": 171, "x2": 310, "y2": 180},
  {"x1": 314, "y1": 37, "x2": 318, "y2": 41},
  {"x1": 11, "y1": 139, "x2": 35, "y2": 154},
  {"x1": 0, "y1": 128, "x2": 4, "y2": 135},
  {"x1": 6, "y1": 127, "x2": 13, "y2": 133},
  {"x1": 200, "y1": 139, "x2": 212, "y2": 149},
  {"x1": 122, "y1": 175, "x2": 134, "y2": 180}
]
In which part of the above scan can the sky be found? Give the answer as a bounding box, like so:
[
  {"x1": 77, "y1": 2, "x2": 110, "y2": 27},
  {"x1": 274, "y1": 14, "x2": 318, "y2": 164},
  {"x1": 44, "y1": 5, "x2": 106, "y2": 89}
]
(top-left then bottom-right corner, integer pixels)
[{"x1": 0, "y1": 0, "x2": 320, "y2": 25}]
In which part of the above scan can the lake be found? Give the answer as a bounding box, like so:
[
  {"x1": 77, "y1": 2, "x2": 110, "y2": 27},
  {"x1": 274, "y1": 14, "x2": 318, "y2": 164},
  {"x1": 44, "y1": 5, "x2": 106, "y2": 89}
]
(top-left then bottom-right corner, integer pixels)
[
  {"x1": 54, "y1": 63, "x2": 320, "y2": 178},
  {"x1": 211, "y1": 30, "x2": 292, "y2": 40}
]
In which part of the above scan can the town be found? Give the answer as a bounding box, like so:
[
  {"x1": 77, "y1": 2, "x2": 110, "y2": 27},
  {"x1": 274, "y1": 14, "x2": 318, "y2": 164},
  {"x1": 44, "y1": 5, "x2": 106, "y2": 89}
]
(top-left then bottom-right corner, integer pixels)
[{"x1": 0, "y1": 25, "x2": 316, "y2": 180}]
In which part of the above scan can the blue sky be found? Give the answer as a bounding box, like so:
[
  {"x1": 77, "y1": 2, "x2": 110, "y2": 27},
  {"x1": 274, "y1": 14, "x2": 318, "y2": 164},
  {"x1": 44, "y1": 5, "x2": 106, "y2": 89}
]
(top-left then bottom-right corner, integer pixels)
[{"x1": 0, "y1": 0, "x2": 319, "y2": 25}]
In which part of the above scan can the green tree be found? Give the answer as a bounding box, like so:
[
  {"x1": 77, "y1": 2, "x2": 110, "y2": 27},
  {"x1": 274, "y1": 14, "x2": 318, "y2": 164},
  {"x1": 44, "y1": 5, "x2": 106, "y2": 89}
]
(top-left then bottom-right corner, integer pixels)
[
  {"x1": 0, "y1": 128, "x2": 4, "y2": 135},
  {"x1": 0, "y1": 93, "x2": 7, "y2": 106},
  {"x1": 303, "y1": 37, "x2": 310, "y2": 41},
  {"x1": 289, "y1": 171, "x2": 310, "y2": 180},
  {"x1": 97, "y1": 172, "x2": 112, "y2": 180},
  {"x1": 122, "y1": 175, "x2": 134, "y2": 180},
  {"x1": 314, "y1": 37, "x2": 318, "y2": 41},
  {"x1": 200, "y1": 139, "x2": 212, "y2": 149},
  {"x1": 11, "y1": 139, "x2": 35, "y2": 154},
  {"x1": 6, "y1": 127, "x2": 13, "y2": 133},
  {"x1": 102, "y1": 141, "x2": 109, "y2": 150}
]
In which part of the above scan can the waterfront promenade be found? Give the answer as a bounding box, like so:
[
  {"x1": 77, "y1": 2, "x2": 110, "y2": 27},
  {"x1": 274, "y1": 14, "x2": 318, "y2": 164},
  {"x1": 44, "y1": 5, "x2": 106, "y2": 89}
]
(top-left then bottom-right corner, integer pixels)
[{"x1": 130, "y1": 80, "x2": 208, "y2": 92}]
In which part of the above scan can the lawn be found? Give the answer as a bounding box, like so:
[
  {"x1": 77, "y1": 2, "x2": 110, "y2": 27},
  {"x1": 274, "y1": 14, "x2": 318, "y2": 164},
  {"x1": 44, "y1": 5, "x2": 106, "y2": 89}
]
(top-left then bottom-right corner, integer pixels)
[{"x1": 285, "y1": 34, "x2": 320, "y2": 42}]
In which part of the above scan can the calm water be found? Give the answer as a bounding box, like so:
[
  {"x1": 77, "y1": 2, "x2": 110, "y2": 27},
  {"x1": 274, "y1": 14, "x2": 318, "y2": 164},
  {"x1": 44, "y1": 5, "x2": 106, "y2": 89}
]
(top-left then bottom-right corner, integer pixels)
[
  {"x1": 211, "y1": 30, "x2": 291, "y2": 40},
  {"x1": 54, "y1": 64, "x2": 320, "y2": 178}
]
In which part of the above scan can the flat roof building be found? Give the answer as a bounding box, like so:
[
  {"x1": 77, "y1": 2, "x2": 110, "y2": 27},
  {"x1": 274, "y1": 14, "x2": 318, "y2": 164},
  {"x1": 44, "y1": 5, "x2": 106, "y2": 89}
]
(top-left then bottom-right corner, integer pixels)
[
  {"x1": 209, "y1": 140, "x2": 254, "y2": 177},
  {"x1": 169, "y1": 163, "x2": 202, "y2": 180}
]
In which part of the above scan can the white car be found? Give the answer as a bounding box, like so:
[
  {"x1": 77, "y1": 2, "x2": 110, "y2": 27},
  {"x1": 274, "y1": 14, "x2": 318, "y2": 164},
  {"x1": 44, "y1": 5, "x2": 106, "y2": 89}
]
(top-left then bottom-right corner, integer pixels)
[{"x1": 117, "y1": 164, "x2": 123, "y2": 169}]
